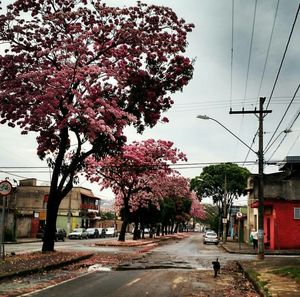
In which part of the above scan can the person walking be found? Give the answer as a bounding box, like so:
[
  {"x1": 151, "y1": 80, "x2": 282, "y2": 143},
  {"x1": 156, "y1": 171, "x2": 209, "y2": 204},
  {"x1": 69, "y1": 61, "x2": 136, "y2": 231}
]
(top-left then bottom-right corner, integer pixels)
[{"x1": 250, "y1": 229, "x2": 258, "y2": 250}]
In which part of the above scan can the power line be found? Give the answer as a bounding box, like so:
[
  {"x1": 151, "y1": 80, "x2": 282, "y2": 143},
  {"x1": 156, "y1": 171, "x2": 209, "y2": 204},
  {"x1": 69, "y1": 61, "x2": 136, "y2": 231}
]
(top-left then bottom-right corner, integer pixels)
[
  {"x1": 265, "y1": 83, "x2": 300, "y2": 151},
  {"x1": 266, "y1": 106, "x2": 300, "y2": 161},
  {"x1": 266, "y1": 3, "x2": 300, "y2": 109},
  {"x1": 243, "y1": 0, "x2": 258, "y2": 106},
  {"x1": 256, "y1": 0, "x2": 280, "y2": 105},
  {"x1": 286, "y1": 131, "x2": 300, "y2": 155},
  {"x1": 230, "y1": 0, "x2": 235, "y2": 108}
]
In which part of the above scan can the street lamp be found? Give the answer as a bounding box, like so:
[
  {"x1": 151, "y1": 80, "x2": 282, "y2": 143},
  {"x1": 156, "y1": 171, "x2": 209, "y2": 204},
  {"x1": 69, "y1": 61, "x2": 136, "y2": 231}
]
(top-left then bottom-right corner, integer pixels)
[
  {"x1": 196, "y1": 115, "x2": 256, "y2": 155},
  {"x1": 197, "y1": 113, "x2": 264, "y2": 259}
]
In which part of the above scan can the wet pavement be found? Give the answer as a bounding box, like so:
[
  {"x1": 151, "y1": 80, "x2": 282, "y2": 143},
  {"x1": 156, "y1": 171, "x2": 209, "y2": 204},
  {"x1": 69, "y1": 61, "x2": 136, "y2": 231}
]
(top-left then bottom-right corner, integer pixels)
[
  {"x1": 1, "y1": 234, "x2": 300, "y2": 296},
  {"x1": 1, "y1": 234, "x2": 259, "y2": 297}
]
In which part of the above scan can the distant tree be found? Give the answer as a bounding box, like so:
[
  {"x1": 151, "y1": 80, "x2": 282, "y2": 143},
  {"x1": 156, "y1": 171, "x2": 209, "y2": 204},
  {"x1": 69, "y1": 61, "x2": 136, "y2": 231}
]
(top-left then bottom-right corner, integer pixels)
[
  {"x1": 190, "y1": 192, "x2": 206, "y2": 220},
  {"x1": 100, "y1": 210, "x2": 115, "y2": 221},
  {"x1": 84, "y1": 139, "x2": 187, "y2": 241},
  {"x1": 155, "y1": 175, "x2": 197, "y2": 234},
  {"x1": 201, "y1": 204, "x2": 219, "y2": 233},
  {"x1": 0, "y1": 1, "x2": 194, "y2": 251},
  {"x1": 190, "y1": 163, "x2": 250, "y2": 235}
]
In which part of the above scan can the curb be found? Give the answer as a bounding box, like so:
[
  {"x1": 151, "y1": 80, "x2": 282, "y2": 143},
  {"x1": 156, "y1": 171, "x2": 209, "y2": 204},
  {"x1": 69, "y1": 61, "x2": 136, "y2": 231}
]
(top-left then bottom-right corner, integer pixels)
[
  {"x1": 236, "y1": 261, "x2": 266, "y2": 297},
  {"x1": 220, "y1": 244, "x2": 300, "y2": 256},
  {"x1": 0, "y1": 253, "x2": 94, "y2": 282},
  {"x1": 220, "y1": 244, "x2": 256, "y2": 255}
]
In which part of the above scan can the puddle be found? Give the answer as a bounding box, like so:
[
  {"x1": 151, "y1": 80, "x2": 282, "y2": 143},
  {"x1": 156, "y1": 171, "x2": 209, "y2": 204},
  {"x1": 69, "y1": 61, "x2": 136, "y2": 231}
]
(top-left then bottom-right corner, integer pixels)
[{"x1": 87, "y1": 264, "x2": 111, "y2": 272}]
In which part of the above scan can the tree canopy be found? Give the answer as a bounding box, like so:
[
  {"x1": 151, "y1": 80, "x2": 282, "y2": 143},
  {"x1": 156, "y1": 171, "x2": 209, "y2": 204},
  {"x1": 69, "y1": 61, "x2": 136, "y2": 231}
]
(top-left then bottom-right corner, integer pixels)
[
  {"x1": 190, "y1": 163, "x2": 250, "y2": 205},
  {"x1": 190, "y1": 163, "x2": 250, "y2": 235},
  {"x1": 84, "y1": 139, "x2": 187, "y2": 241},
  {"x1": 0, "y1": 0, "x2": 194, "y2": 251}
]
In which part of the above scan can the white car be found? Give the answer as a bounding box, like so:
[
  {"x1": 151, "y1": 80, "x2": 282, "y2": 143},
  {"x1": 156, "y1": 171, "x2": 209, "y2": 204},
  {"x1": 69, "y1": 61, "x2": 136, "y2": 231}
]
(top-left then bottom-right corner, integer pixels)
[
  {"x1": 68, "y1": 228, "x2": 88, "y2": 239},
  {"x1": 105, "y1": 227, "x2": 117, "y2": 237},
  {"x1": 97, "y1": 228, "x2": 107, "y2": 238},
  {"x1": 86, "y1": 228, "x2": 99, "y2": 238},
  {"x1": 203, "y1": 231, "x2": 219, "y2": 245}
]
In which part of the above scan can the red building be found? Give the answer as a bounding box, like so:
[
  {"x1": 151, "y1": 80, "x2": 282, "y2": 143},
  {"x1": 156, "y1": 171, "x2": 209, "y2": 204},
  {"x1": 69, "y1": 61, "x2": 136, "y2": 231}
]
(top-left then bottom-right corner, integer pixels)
[{"x1": 247, "y1": 156, "x2": 300, "y2": 250}]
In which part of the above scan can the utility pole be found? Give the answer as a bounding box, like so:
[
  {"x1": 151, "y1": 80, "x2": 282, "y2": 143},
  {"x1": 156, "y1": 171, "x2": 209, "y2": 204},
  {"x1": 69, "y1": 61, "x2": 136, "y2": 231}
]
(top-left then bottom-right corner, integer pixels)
[
  {"x1": 223, "y1": 174, "x2": 227, "y2": 243},
  {"x1": 230, "y1": 97, "x2": 272, "y2": 260}
]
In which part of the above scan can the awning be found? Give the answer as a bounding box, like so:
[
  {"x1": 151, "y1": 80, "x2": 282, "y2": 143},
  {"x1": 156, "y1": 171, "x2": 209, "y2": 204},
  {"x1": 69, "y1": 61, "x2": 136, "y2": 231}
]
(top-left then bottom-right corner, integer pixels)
[{"x1": 250, "y1": 201, "x2": 274, "y2": 208}]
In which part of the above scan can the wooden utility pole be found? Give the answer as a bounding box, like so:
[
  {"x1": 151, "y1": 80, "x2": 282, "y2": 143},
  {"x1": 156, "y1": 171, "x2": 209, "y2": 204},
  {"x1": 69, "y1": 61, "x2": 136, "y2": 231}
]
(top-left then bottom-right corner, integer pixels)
[
  {"x1": 230, "y1": 97, "x2": 272, "y2": 260},
  {"x1": 222, "y1": 174, "x2": 227, "y2": 243}
]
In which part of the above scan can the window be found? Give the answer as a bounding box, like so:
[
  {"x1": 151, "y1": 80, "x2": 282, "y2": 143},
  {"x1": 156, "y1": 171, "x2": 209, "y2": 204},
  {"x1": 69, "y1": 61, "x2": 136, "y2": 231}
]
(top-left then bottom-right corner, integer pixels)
[{"x1": 294, "y1": 208, "x2": 300, "y2": 219}]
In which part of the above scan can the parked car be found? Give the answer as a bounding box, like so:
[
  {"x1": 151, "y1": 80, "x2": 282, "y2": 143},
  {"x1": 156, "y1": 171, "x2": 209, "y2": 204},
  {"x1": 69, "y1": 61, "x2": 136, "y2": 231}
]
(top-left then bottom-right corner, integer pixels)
[
  {"x1": 36, "y1": 227, "x2": 66, "y2": 241},
  {"x1": 55, "y1": 228, "x2": 66, "y2": 241},
  {"x1": 97, "y1": 228, "x2": 106, "y2": 238},
  {"x1": 203, "y1": 231, "x2": 219, "y2": 245},
  {"x1": 105, "y1": 227, "x2": 117, "y2": 237},
  {"x1": 68, "y1": 228, "x2": 88, "y2": 239},
  {"x1": 86, "y1": 228, "x2": 99, "y2": 238}
]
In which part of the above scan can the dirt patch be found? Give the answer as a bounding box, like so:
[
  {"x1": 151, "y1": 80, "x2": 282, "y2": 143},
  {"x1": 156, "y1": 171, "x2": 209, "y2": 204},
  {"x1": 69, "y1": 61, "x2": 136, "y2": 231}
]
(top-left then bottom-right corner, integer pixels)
[{"x1": 0, "y1": 251, "x2": 92, "y2": 279}]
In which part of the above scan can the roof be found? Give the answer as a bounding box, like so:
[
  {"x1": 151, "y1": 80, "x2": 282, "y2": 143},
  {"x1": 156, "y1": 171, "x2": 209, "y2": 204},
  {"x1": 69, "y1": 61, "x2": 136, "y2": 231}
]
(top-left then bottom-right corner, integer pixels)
[{"x1": 278, "y1": 156, "x2": 300, "y2": 171}]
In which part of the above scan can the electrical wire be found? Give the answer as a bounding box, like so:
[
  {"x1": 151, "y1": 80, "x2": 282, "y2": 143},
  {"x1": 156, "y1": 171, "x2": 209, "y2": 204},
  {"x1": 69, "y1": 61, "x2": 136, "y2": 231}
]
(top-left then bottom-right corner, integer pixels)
[
  {"x1": 266, "y1": 107, "x2": 300, "y2": 161},
  {"x1": 242, "y1": 2, "x2": 298, "y2": 167},
  {"x1": 243, "y1": 0, "x2": 258, "y2": 106},
  {"x1": 286, "y1": 131, "x2": 300, "y2": 155},
  {"x1": 265, "y1": 83, "x2": 300, "y2": 151},
  {"x1": 266, "y1": 3, "x2": 300, "y2": 109},
  {"x1": 230, "y1": 0, "x2": 235, "y2": 108},
  {"x1": 256, "y1": 0, "x2": 280, "y2": 105},
  {"x1": 242, "y1": 131, "x2": 258, "y2": 166}
]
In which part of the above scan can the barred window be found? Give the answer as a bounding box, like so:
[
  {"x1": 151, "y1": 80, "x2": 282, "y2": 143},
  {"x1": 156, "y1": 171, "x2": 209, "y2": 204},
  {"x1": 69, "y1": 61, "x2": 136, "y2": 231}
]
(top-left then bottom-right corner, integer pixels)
[{"x1": 294, "y1": 208, "x2": 300, "y2": 219}]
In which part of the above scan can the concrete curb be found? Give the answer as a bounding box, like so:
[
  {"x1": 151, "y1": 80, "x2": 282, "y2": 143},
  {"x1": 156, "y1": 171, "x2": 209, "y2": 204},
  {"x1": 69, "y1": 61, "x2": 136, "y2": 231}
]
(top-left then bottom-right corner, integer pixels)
[
  {"x1": 220, "y1": 244, "x2": 256, "y2": 255},
  {"x1": 220, "y1": 243, "x2": 300, "y2": 256},
  {"x1": 236, "y1": 261, "x2": 266, "y2": 297}
]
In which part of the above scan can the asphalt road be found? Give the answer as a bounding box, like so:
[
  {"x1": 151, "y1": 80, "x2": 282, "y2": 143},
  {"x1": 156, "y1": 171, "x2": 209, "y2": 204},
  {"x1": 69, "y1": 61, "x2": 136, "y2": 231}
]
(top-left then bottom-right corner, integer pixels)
[
  {"x1": 5, "y1": 236, "x2": 137, "y2": 254},
  {"x1": 24, "y1": 234, "x2": 258, "y2": 297}
]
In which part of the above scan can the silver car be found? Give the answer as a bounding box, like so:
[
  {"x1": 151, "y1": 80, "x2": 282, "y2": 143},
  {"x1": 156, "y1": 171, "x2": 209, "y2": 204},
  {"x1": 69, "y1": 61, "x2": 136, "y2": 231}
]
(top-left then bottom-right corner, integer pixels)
[
  {"x1": 203, "y1": 231, "x2": 219, "y2": 245},
  {"x1": 68, "y1": 228, "x2": 88, "y2": 239}
]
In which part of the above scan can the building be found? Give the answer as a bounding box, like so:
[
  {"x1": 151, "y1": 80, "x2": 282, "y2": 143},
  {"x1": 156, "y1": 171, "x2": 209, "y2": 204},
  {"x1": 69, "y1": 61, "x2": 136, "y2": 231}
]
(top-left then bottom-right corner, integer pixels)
[
  {"x1": 4, "y1": 178, "x2": 101, "y2": 239},
  {"x1": 247, "y1": 156, "x2": 300, "y2": 250}
]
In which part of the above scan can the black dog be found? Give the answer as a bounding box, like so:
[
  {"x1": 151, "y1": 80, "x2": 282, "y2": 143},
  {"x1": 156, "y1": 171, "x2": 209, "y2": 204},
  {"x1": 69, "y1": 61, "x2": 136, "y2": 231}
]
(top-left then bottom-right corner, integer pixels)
[{"x1": 212, "y1": 258, "x2": 220, "y2": 278}]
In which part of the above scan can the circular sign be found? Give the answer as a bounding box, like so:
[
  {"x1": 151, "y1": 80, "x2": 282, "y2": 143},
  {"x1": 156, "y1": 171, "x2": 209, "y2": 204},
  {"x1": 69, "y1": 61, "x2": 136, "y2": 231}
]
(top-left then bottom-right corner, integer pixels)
[
  {"x1": 236, "y1": 211, "x2": 243, "y2": 219},
  {"x1": 0, "y1": 180, "x2": 13, "y2": 196}
]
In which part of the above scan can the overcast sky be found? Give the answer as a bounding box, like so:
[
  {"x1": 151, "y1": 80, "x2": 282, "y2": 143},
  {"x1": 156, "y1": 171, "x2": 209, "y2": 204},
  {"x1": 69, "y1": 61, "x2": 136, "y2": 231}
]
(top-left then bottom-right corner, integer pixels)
[{"x1": 1, "y1": 0, "x2": 299, "y2": 205}]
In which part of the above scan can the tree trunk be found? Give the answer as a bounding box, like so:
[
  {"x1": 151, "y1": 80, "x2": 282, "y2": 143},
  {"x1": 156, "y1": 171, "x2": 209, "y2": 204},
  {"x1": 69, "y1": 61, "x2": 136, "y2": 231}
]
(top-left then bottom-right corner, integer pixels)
[
  {"x1": 118, "y1": 219, "x2": 128, "y2": 241},
  {"x1": 156, "y1": 224, "x2": 161, "y2": 237},
  {"x1": 174, "y1": 222, "x2": 178, "y2": 233},
  {"x1": 42, "y1": 192, "x2": 60, "y2": 251}
]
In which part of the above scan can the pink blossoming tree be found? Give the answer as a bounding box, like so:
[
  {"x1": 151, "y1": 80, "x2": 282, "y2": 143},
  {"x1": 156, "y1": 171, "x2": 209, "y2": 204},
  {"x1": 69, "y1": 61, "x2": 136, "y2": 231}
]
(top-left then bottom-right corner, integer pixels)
[
  {"x1": 154, "y1": 175, "x2": 197, "y2": 234},
  {"x1": 190, "y1": 191, "x2": 206, "y2": 220},
  {"x1": 0, "y1": 1, "x2": 194, "y2": 251},
  {"x1": 84, "y1": 139, "x2": 187, "y2": 241}
]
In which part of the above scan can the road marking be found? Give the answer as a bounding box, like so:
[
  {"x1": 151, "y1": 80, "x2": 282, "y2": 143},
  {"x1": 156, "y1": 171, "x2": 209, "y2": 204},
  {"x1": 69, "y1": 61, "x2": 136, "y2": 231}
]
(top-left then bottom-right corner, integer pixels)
[{"x1": 126, "y1": 278, "x2": 141, "y2": 287}]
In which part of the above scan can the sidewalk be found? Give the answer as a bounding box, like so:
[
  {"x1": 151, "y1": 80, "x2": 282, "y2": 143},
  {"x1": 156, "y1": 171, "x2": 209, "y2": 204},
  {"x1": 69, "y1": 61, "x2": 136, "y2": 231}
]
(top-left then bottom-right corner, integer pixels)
[
  {"x1": 221, "y1": 239, "x2": 300, "y2": 255},
  {"x1": 5, "y1": 238, "x2": 42, "y2": 244},
  {"x1": 221, "y1": 239, "x2": 300, "y2": 297}
]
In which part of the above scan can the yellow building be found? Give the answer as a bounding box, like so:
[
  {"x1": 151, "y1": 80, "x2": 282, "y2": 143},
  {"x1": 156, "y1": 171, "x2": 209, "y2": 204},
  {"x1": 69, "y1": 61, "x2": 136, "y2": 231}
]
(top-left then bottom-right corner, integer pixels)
[{"x1": 6, "y1": 178, "x2": 101, "y2": 239}]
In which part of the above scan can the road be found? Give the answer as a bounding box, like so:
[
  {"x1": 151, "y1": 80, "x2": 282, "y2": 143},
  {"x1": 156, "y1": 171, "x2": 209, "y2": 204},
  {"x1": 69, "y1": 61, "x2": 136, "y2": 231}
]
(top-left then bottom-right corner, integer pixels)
[
  {"x1": 21, "y1": 234, "x2": 259, "y2": 297},
  {"x1": 5, "y1": 236, "x2": 138, "y2": 254}
]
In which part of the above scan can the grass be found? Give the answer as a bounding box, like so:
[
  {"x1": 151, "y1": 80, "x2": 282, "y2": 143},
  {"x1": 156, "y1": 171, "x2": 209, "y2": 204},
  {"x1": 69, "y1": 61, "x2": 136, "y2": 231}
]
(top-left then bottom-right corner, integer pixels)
[
  {"x1": 246, "y1": 269, "x2": 272, "y2": 297},
  {"x1": 272, "y1": 267, "x2": 300, "y2": 284}
]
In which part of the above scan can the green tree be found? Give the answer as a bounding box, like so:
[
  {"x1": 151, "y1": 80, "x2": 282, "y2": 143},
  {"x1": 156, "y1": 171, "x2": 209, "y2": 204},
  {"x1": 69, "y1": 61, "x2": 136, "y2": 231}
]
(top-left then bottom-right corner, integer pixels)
[
  {"x1": 100, "y1": 211, "x2": 115, "y2": 221},
  {"x1": 190, "y1": 163, "x2": 250, "y2": 236},
  {"x1": 201, "y1": 204, "x2": 219, "y2": 232}
]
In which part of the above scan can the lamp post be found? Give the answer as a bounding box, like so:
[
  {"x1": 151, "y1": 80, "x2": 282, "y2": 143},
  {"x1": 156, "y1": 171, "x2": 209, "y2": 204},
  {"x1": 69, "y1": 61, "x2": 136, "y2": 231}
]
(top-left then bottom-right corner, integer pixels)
[
  {"x1": 196, "y1": 115, "x2": 257, "y2": 155},
  {"x1": 197, "y1": 110, "x2": 266, "y2": 259}
]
